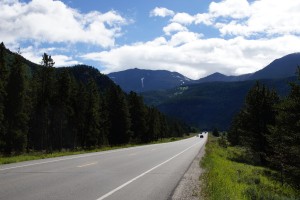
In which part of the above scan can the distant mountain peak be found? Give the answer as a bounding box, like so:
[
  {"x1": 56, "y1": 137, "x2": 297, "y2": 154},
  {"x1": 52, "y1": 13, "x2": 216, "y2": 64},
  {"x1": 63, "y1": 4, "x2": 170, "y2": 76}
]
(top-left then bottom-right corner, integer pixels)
[
  {"x1": 249, "y1": 52, "x2": 300, "y2": 80},
  {"x1": 196, "y1": 72, "x2": 251, "y2": 83},
  {"x1": 108, "y1": 68, "x2": 192, "y2": 93}
]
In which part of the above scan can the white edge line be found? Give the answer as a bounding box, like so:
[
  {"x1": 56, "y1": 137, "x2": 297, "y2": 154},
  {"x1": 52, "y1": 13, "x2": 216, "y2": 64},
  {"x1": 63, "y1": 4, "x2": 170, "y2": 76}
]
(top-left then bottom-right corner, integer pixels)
[
  {"x1": 0, "y1": 137, "x2": 198, "y2": 171},
  {"x1": 0, "y1": 147, "x2": 137, "y2": 171},
  {"x1": 77, "y1": 162, "x2": 98, "y2": 168},
  {"x1": 96, "y1": 141, "x2": 201, "y2": 200}
]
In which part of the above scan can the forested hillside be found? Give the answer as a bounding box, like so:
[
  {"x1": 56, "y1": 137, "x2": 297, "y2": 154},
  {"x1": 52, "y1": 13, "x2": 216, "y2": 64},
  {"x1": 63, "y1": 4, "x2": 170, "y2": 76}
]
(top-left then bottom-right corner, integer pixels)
[
  {"x1": 227, "y1": 70, "x2": 300, "y2": 188},
  {"x1": 143, "y1": 77, "x2": 295, "y2": 130},
  {"x1": 0, "y1": 43, "x2": 190, "y2": 155},
  {"x1": 108, "y1": 68, "x2": 191, "y2": 93}
]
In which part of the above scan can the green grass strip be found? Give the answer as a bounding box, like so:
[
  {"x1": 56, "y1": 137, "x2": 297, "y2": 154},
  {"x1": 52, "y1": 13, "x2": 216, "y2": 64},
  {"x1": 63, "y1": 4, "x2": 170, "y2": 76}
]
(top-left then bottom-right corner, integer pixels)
[
  {"x1": 200, "y1": 135, "x2": 299, "y2": 200},
  {"x1": 0, "y1": 134, "x2": 196, "y2": 165}
]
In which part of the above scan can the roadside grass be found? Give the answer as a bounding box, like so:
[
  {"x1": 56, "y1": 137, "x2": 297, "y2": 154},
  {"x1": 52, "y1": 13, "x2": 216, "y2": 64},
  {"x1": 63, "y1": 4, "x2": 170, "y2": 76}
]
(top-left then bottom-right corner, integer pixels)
[
  {"x1": 0, "y1": 134, "x2": 196, "y2": 165},
  {"x1": 200, "y1": 135, "x2": 300, "y2": 200},
  {"x1": 149, "y1": 134, "x2": 196, "y2": 144}
]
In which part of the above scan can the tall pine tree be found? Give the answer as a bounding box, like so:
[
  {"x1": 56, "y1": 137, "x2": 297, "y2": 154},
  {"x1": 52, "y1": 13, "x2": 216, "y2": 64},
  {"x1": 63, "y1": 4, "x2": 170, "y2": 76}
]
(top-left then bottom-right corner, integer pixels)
[
  {"x1": 51, "y1": 69, "x2": 74, "y2": 150},
  {"x1": 0, "y1": 42, "x2": 8, "y2": 152},
  {"x1": 35, "y1": 53, "x2": 55, "y2": 151},
  {"x1": 4, "y1": 53, "x2": 29, "y2": 154},
  {"x1": 84, "y1": 79, "x2": 101, "y2": 148},
  {"x1": 128, "y1": 92, "x2": 147, "y2": 143},
  {"x1": 268, "y1": 69, "x2": 300, "y2": 186},
  {"x1": 230, "y1": 82, "x2": 279, "y2": 164},
  {"x1": 107, "y1": 85, "x2": 131, "y2": 145}
]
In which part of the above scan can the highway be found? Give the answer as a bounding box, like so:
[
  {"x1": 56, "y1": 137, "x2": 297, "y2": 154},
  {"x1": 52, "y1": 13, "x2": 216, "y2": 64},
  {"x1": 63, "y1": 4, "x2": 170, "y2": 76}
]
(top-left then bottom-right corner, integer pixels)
[{"x1": 0, "y1": 135, "x2": 207, "y2": 200}]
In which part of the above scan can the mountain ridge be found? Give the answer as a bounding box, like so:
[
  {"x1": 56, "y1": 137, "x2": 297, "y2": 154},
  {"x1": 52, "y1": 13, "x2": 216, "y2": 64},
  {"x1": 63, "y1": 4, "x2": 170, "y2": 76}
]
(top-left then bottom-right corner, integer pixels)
[
  {"x1": 108, "y1": 68, "x2": 191, "y2": 93},
  {"x1": 108, "y1": 52, "x2": 300, "y2": 92}
]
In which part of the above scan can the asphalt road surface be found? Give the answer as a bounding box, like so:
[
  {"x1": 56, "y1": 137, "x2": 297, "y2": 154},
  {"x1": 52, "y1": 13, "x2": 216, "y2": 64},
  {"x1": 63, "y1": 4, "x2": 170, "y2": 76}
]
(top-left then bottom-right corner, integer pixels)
[{"x1": 0, "y1": 135, "x2": 207, "y2": 200}]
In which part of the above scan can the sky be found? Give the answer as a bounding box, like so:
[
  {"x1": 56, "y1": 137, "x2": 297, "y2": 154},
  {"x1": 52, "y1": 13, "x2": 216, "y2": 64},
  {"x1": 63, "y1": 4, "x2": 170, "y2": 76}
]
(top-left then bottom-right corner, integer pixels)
[{"x1": 1, "y1": 0, "x2": 300, "y2": 80}]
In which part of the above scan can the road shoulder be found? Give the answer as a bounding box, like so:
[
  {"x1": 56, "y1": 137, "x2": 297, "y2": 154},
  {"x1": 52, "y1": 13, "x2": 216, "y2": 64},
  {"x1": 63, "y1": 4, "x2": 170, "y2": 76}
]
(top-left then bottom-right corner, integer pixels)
[{"x1": 170, "y1": 140, "x2": 206, "y2": 200}]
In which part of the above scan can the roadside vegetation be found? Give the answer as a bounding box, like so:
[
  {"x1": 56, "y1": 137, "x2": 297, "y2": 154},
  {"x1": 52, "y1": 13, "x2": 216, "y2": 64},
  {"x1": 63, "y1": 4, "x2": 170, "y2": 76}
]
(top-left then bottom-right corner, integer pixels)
[
  {"x1": 0, "y1": 43, "x2": 192, "y2": 159},
  {"x1": 0, "y1": 133, "x2": 195, "y2": 165},
  {"x1": 201, "y1": 68, "x2": 300, "y2": 200},
  {"x1": 200, "y1": 135, "x2": 300, "y2": 200}
]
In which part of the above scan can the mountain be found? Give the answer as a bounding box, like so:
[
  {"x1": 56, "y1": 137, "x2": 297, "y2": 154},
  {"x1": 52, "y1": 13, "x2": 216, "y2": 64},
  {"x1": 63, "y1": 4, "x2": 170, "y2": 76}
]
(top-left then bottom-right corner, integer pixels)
[
  {"x1": 143, "y1": 77, "x2": 295, "y2": 130},
  {"x1": 108, "y1": 68, "x2": 191, "y2": 93},
  {"x1": 195, "y1": 53, "x2": 300, "y2": 84},
  {"x1": 0, "y1": 42, "x2": 114, "y2": 91},
  {"x1": 249, "y1": 53, "x2": 300, "y2": 80},
  {"x1": 196, "y1": 72, "x2": 252, "y2": 83}
]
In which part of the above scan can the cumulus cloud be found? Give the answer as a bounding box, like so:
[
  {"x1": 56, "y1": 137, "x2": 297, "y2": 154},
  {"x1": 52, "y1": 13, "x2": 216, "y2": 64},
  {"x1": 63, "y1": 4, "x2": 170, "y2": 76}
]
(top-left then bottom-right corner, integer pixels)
[
  {"x1": 168, "y1": 31, "x2": 202, "y2": 47},
  {"x1": 0, "y1": 0, "x2": 128, "y2": 48},
  {"x1": 157, "y1": 0, "x2": 300, "y2": 38},
  {"x1": 21, "y1": 46, "x2": 80, "y2": 67},
  {"x1": 150, "y1": 7, "x2": 175, "y2": 17},
  {"x1": 209, "y1": 0, "x2": 250, "y2": 19},
  {"x1": 197, "y1": 0, "x2": 300, "y2": 37},
  {"x1": 215, "y1": 0, "x2": 300, "y2": 37},
  {"x1": 163, "y1": 23, "x2": 188, "y2": 35},
  {"x1": 171, "y1": 12, "x2": 195, "y2": 25},
  {"x1": 4, "y1": 0, "x2": 300, "y2": 80},
  {"x1": 194, "y1": 13, "x2": 213, "y2": 25},
  {"x1": 52, "y1": 55, "x2": 81, "y2": 66},
  {"x1": 82, "y1": 34, "x2": 300, "y2": 80}
]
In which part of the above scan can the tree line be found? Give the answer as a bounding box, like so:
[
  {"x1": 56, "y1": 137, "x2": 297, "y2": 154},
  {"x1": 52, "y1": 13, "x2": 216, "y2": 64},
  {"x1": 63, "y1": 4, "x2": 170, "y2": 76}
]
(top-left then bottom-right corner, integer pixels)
[
  {"x1": 0, "y1": 43, "x2": 191, "y2": 155},
  {"x1": 227, "y1": 69, "x2": 300, "y2": 188}
]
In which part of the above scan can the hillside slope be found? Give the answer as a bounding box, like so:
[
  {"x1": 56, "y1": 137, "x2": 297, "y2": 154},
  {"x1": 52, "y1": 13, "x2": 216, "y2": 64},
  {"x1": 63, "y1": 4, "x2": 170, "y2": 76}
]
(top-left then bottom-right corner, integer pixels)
[
  {"x1": 249, "y1": 53, "x2": 300, "y2": 80},
  {"x1": 108, "y1": 68, "x2": 191, "y2": 92},
  {"x1": 143, "y1": 77, "x2": 295, "y2": 130}
]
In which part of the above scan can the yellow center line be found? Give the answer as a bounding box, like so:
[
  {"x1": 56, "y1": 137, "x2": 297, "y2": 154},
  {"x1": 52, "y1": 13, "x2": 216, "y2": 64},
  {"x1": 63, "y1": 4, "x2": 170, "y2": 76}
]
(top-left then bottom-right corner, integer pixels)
[{"x1": 77, "y1": 162, "x2": 98, "y2": 168}]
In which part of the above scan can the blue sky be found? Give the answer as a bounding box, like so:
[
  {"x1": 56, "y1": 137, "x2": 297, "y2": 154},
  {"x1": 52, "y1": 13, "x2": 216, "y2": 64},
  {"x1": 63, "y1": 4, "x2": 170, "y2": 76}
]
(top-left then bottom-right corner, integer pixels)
[{"x1": 1, "y1": 0, "x2": 300, "y2": 79}]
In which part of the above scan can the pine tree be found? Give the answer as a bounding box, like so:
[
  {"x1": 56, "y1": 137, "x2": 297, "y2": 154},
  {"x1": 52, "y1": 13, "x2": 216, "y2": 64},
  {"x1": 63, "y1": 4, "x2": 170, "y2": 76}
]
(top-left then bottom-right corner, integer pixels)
[
  {"x1": 98, "y1": 93, "x2": 109, "y2": 146},
  {"x1": 4, "y1": 53, "x2": 29, "y2": 154},
  {"x1": 84, "y1": 79, "x2": 101, "y2": 148},
  {"x1": 107, "y1": 85, "x2": 131, "y2": 145},
  {"x1": 0, "y1": 42, "x2": 8, "y2": 151},
  {"x1": 128, "y1": 92, "x2": 147, "y2": 143},
  {"x1": 34, "y1": 53, "x2": 55, "y2": 151},
  {"x1": 72, "y1": 82, "x2": 88, "y2": 148},
  {"x1": 158, "y1": 112, "x2": 168, "y2": 139},
  {"x1": 227, "y1": 111, "x2": 245, "y2": 146},
  {"x1": 268, "y1": 68, "x2": 300, "y2": 186},
  {"x1": 237, "y1": 82, "x2": 279, "y2": 164},
  {"x1": 51, "y1": 69, "x2": 74, "y2": 150},
  {"x1": 145, "y1": 107, "x2": 160, "y2": 142}
]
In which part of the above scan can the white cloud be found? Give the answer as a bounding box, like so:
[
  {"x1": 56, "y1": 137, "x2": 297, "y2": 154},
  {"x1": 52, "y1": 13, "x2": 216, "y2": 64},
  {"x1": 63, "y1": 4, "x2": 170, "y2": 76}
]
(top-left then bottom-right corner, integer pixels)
[
  {"x1": 207, "y1": 0, "x2": 300, "y2": 37},
  {"x1": 163, "y1": 23, "x2": 188, "y2": 35},
  {"x1": 171, "y1": 12, "x2": 195, "y2": 25},
  {"x1": 21, "y1": 46, "x2": 80, "y2": 67},
  {"x1": 158, "y1": 0, "x2": 300, "y2": 38},
  {"x1": 52, "y1": 55, "x2": 80, "y2": 67},
  {"x1": 194, "y1": 13, "x2": 213, "y2": 25},
  {"x1": 150, "y1": 7, "x2": 175, "y2": 17},
  {"x1": 0, "y1": 0, "x2": 128, "y2": 48},
  {"x1": 209, "y1": 0, "x2": 250, "y2": 19},
  {"x1": 3, "y1": 0, "x2": 300, "y2": 80},
  {"x1": 82, "y1": 34, "x2": 300, "y2": 80},
  {"x1": 169, "y1": 31, "x2": 202, "y2": 47}
]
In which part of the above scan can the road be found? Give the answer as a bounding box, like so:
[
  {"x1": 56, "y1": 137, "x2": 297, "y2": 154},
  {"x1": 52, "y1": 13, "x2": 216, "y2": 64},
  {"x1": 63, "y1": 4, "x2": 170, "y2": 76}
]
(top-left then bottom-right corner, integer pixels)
[{"x1": 0, "y1": 135, "x2": 207, "y2": 200}]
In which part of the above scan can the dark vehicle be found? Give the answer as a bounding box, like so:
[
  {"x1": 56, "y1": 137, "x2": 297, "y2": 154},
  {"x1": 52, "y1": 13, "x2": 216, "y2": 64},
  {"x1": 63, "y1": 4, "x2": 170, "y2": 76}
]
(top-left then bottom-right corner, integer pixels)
[{"x1": 200, "y1": 135, "x2": 204, "y2": 138}]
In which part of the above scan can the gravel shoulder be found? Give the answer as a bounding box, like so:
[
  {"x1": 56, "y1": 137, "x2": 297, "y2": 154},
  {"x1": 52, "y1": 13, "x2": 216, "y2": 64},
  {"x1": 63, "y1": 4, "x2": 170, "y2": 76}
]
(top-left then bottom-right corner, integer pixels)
[{"x1": 170, "y1": 140, "x2": 206, "y2": 200}]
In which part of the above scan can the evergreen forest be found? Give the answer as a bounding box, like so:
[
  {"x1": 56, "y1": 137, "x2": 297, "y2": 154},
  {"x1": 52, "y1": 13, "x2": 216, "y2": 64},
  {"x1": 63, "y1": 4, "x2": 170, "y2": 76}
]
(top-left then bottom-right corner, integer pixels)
[
  {"x1": 0, "y1": 43, "x2": 191, "y2": 155},
  {"x1": 227, "y1": 71, "x2": 300, "y2": 188}
]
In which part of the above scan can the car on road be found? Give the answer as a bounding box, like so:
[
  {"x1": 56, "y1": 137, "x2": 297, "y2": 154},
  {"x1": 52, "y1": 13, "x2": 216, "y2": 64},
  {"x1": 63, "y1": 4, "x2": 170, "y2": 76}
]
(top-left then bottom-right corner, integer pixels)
[{"x1": 200, "y1": 135, "x2": 204, "y2": 138}]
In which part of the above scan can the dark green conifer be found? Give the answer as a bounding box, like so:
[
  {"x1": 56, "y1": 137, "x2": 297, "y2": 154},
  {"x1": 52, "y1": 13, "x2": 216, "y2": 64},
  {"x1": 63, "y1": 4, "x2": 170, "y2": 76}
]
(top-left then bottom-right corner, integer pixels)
[
  {"x1": 4, "y1": 53, "x2": 29, "y2": 154},
  {"x1": 107, "y1": 85, "x2": 131, "y2": 145},
  {"x1": 128, "y1": 92, "x2": 147, "y2": 143}
]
